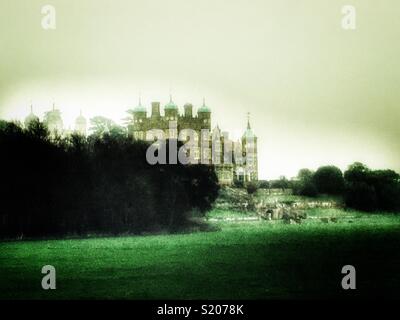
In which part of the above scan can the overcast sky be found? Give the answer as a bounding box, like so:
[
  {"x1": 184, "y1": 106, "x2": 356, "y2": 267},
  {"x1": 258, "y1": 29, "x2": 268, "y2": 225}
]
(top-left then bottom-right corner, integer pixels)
[{"x1": 1, "y1": 0, "x2": 399, "y2": 179}]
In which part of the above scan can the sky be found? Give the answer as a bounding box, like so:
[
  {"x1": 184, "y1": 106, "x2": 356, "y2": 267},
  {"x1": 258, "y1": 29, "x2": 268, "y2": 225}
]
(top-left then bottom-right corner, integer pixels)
[{"x1": 0, "y1": 0, "x2": 399, "y2": 179}]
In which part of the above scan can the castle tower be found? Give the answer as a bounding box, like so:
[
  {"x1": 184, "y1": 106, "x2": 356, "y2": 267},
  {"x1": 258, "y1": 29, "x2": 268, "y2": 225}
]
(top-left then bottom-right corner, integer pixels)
[
  {"x1": 24, "y1": 104, "x2": 39, "y2": 128},
  {"x1": 240, "y1": 113, "x2": 258, "y2": 182},
  {"x1": 74, "y1": 110, "x2": 87, "y2": 136},
  {"x1": 132, "y1": 97, "x2": 147, "y2": 140},
  {"x1": 197, "y1": 98, "x2": 211, "y2": 130},
  {"x1": 44, "y1": 103, "x2": 63, "y2": 135},
  {"x1": 212, "y1": 125, "x2": 222, "y2": 164},
  {"x1": 164, "y1": 95, "x2": 178, "y2": 121}
]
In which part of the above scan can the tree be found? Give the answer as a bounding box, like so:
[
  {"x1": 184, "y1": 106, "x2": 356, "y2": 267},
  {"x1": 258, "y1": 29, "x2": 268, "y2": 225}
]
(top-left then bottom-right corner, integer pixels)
[
  {"x1": 344, "y1": 181, "x2": 377, "y2": 212},
  {"x1": 89, "y1": 116, "x2": 126, "y2": 137},
  {"x1": 369, "y1": 170, "x2": 400, "y2": 211},
  {"x1": 293, "y1": 168, "x2": 317, "y2": 197},
  {"x1": 344, "y1": 162, "x2": 370, "y2": 183},
  {"x1": 0, "y1": 119, "x2": 220, "y2": 238},
  {"x1": 186, "y1": 165, "x2": 220, "y2": 213},
  {"x1": 272, "y1": 176, "x2": 289, "y2": 191},
  {"x1": 258, "y1": 180, "x2": 270, "y2": 189},
  {"x1": 26, "y1": 119, "x2": 50, "y2": 141},
  {"x1": 314, "y1": 165, "x2": 344, "y2": 194},
  {"x1": 344, "y1": 163, "x2": 400, "y2": 212}
]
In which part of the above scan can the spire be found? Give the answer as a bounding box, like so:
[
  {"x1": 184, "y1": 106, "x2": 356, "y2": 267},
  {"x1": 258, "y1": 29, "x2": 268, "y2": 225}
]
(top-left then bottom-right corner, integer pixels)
[
  {"x1": 168, "y1": 85, "x2": 173, "y2": 103},
  {"x1": 25, "y1": 101, "x2": 39, "y2": 127},
  {"x1": 52, "y1": 102, "x2": 55, "y2": 111},
  {"x1": 133, "y1": 94, "x2": 147, "y2": 112},
  {"x1": 242, "y1": 112, "x2": 256, "y2": 139},
  {"x1": 138, "y1": 89, "x2": 143, "y2": 106},
  {"x1": 203, "y1": 97, "x2": 206, "y2": 106}
]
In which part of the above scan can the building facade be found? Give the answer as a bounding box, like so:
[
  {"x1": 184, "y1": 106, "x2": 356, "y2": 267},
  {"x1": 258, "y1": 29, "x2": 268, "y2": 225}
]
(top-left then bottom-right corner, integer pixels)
[
  {"x1": 127, "y1": 97, "x2": 258, "y2": 185},
  {"x1": 24, "y1": 98, "x2": 258, "y2": 185}
]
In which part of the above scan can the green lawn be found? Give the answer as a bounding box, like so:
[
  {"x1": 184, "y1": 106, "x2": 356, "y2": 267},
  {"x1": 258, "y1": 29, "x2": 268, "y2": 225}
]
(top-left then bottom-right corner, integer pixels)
[{"x1": 1, "y1": 210, "x2": 400, "y2": 299}]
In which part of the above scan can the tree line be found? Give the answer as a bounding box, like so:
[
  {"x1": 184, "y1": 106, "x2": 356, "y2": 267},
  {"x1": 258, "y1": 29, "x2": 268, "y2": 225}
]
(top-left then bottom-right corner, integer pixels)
[
  {"x1": 0, "y1": 120, "x2": 219, "y2": 239},
  {"x1": 257, "y1": 164, "x2": 400, "y2": 212}
]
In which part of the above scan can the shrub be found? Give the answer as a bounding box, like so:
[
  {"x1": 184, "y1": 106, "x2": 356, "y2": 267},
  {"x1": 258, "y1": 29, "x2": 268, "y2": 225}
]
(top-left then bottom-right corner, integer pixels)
[
  {"x1": 246, "y1": 182, "x2": 258, "y2": 195},
  {"x1": 233, "y1": 180, "x2": 244, "y2": 188}
]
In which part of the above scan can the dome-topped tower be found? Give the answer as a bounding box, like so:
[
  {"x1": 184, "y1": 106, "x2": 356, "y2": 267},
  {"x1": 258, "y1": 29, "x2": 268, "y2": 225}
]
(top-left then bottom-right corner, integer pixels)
[
  {"x1": 74, "y1": 110, "x2": 87, "y2": 136},
  {"x1": 164, "y1": 95, "x2": 178, "y2": 110},
  {"x1": 128, "y1": 97, "x2": 147, "y2": 140},
  {"x1": 133, "y1": 97, "x2": 147, "y2": 113},
  {"x1": 24, "y1": 104, "x2": 39, "y2": 128},
  {"x1": 164, "y1": 95, "x2": 178, "y2": 121},
  {"x1": 44, "y1": 103, "x2": 63, "y2": 135},
  {"x1": 198, "y1": 97, "x2": 211, "y2": 113},
  {"x1": 131, "y1": 97, "x2": 147, "y2": 123},
  {"x1": 197, "y1": 98, "x2": 211, "y2": 129}
]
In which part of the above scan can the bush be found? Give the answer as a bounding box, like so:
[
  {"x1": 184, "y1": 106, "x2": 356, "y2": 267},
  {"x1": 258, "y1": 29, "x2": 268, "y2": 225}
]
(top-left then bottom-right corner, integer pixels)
[
  {"x1": 246, "y1": 182, "x2": 258, "y2": 195},
  {"x1": 233, "y1": 180, "x2": 244, "y2": 188}
]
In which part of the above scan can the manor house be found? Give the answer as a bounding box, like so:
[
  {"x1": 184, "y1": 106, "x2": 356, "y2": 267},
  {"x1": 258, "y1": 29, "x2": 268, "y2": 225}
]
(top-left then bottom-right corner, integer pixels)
[
  {"x1": 126, "y1": 97, "x2": 258, "y2": 185},
  {"x1": 24, "y1": 98, "x2": 258, "y2": 185}
]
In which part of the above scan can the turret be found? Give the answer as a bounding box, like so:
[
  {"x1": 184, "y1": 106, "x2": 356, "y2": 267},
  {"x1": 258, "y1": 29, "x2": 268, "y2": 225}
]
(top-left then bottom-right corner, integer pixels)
[
  {"x1": 164, "y1": 95, "x2": 178, "y2": 121},
  {"x1": 24, "y1": 104, "x2": 39, "y2": 128},
  {"x1": 132, "y1": 97, "x2": 147, "y2": 124},
  {"x1": 74, "y1": 110, "x2": 87, "y2": 136},
  {"x1": 44, "y1": 103, "x2": 63, "y2": 135},
  {"x1": 197, "y1": 98, "x2": 211, "y2": 129}
]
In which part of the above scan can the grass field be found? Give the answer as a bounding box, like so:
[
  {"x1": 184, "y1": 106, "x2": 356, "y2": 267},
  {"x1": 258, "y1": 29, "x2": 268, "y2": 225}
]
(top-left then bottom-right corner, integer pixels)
[{"x1": 1, "y1": 209, "x2": 400, "y2": 299}]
